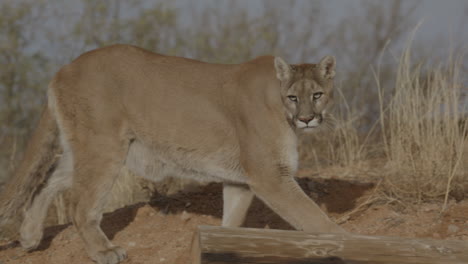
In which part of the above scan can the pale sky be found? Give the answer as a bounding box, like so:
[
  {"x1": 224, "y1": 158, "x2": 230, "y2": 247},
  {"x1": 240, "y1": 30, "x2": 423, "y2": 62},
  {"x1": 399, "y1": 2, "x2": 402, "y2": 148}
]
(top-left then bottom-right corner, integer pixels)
[{"x1": 175, "y1": 0, "x2": 467, "y2": 44}]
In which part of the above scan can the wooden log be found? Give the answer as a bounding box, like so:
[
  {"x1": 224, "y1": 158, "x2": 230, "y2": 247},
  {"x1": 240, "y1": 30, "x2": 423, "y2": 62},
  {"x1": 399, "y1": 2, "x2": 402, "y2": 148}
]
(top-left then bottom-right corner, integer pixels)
[{"x1": 191, "y1": 225, "x2": 468, "y2": 264}]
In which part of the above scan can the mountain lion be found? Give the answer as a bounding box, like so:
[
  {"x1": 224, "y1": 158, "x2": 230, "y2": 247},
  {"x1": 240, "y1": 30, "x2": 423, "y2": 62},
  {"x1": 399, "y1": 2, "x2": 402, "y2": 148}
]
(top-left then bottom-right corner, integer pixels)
[{"x1": 0, "y1": 44, "x2": 346, "y2": 264}]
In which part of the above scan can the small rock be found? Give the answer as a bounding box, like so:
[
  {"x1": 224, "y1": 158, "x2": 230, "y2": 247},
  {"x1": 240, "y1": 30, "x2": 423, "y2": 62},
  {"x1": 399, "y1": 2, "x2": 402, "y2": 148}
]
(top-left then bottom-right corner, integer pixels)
[
  {"x1": 137, "y1": 205, "x2": 156, "y2": 217},
  {"x1": 160, "y1": 257, "x2": 166, "y2": 262},
  {"x1": 185, "y1": 202, "x2": 192, "y2": 208},
  {"x1": 421, "y1": 204, "x2": 439, "y2": 212},
  {"x1": 448, "y1": 224, "x2": 460, "y2": 234},
  {"x1": 11, "y1": 255, "x2": 20, "y2": 260},
  {"x1": 181, "y1": 210, "x2": 191, "y2": 222},
  {"x1": 158, "y1": 210, "x2": 167, "y2": 217},
  {"x1": 128, "y1": 241, "x2": 136, "y2": 247}
]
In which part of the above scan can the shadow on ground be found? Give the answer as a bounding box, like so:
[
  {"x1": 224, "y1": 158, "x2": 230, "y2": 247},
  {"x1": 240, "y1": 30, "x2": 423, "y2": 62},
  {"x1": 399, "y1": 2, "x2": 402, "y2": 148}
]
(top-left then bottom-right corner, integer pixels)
[
  {"x1": 150, "y1": 178, "x2": 374, "y2": 230},
  {"x1": 3, "y1": 177, "x2": 373, "y2": 252}
]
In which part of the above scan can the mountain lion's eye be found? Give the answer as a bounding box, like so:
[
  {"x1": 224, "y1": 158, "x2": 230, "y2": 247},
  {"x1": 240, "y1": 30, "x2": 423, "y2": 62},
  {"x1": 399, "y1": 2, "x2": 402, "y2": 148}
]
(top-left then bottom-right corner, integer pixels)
[
  {"x1": 287, "y1": 95, "x2": 298, "y2": 102},
  {"x1": 313, "y1": 92, "x2": 323, "y2": 99}
]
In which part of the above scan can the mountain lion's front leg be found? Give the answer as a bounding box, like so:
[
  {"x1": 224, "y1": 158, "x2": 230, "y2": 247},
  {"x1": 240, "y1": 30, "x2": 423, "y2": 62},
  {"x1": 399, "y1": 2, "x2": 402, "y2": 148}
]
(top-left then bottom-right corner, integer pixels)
[{"x1": 247, "y1": 165, "x2": 346, "y2": 234}]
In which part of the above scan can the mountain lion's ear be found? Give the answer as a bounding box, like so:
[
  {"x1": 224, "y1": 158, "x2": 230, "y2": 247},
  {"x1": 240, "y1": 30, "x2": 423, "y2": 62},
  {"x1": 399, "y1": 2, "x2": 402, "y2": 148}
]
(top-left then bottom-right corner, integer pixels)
[
  {"x1": 274, "y1": 57, "x2": 292, "y2": 82},
  {"x1": 318, "y1": 55, "x2": 336, "y2": 79}
]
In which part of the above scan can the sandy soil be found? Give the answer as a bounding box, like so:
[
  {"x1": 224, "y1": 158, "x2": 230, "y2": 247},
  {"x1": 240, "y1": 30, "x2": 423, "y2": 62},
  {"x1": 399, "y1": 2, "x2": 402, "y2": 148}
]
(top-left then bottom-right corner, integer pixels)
[{"x1": 1, "y1": 175, "x2": 467, "y2": 264}]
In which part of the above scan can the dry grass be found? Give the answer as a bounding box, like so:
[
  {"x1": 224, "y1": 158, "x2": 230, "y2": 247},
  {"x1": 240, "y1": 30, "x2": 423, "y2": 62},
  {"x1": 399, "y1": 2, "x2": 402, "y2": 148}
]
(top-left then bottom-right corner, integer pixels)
[
  {"x1": 301, "y1": 33, "x2": 467, "y2": 208},
  {"x1": 325, "y1": 90, "x2": 370, "y2": 169},
  {"x1": 375, "y1": 41, "x2": 467, "y2": 204}
]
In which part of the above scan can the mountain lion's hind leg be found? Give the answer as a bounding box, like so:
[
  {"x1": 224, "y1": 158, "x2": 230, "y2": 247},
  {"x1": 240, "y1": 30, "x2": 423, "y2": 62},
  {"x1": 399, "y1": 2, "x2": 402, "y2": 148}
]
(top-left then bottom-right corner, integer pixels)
[
  {"x1": 68, "y1": 139, "x2": 128, "y2": 264},
  {"x1": 20, "y1": 152, "x2": 73, "y2": 250},
  {"x1": 222, "y1": 183, "x2": 254, "y2": 227}
]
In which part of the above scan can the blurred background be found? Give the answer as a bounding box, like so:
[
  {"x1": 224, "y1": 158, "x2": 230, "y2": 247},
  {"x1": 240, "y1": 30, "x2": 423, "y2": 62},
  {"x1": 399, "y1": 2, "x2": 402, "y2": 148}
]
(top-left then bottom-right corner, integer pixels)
[{"x1": 0, "y1": 0, "x2": 467, "y2": 217}]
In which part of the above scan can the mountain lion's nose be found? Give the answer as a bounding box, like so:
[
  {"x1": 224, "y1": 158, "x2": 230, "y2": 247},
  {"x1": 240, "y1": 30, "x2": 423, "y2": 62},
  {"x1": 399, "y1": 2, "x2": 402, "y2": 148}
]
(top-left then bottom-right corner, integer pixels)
[{"x1": 298, "y1": 116, "x2": 314, "y2": 124}]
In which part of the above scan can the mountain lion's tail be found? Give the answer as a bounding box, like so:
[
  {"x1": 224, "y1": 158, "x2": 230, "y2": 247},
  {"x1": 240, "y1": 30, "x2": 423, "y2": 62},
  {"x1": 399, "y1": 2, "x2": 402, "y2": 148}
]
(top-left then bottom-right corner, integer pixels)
[{"x1": 0, "y1": 105, "x2": 60, "y2": 239}]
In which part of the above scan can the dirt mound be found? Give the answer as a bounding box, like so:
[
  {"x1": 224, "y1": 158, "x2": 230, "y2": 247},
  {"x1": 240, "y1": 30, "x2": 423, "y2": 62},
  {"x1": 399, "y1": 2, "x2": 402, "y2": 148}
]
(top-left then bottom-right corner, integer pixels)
[{"x1": 1, "y1": 178, "x2": 467, "y2": 264}]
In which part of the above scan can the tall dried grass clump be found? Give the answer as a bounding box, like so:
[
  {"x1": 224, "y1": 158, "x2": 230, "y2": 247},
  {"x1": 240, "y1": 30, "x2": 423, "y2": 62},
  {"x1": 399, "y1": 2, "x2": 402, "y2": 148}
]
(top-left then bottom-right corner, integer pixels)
[
  {"x1": 377, "y1": 43, "x2": 467, "y2": 204},
  {"x1": 325, "y1": 90, "x2": 368, "y2": 169}
]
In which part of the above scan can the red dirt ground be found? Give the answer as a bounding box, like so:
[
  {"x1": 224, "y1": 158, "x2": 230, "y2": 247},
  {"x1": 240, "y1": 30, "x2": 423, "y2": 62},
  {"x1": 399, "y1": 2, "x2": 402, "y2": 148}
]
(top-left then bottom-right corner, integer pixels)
[{"x1": 1, "y1": 176, "x2": 467, "y2": 264}]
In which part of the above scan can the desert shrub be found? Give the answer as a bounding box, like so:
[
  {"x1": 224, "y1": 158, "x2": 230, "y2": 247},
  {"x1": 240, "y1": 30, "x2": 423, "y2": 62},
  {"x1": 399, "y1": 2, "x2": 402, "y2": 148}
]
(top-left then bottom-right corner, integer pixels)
[{"x1": 376, "y1": 39, "x2": 467, "y2": 204}]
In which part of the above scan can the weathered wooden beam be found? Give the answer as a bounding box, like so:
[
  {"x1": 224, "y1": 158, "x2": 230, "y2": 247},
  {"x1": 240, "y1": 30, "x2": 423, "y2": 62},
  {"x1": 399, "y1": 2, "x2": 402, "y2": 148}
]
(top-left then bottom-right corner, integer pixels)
[{"x1": 191, "y1": 225, "x2": 468, "y2": 264}]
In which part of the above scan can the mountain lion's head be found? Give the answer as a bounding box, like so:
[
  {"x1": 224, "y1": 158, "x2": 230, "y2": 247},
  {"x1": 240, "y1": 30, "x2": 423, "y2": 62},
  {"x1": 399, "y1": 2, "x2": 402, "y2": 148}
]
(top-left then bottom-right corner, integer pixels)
[{"x1": 274, "y1": 56, "x2": 335, "y2": 133}]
